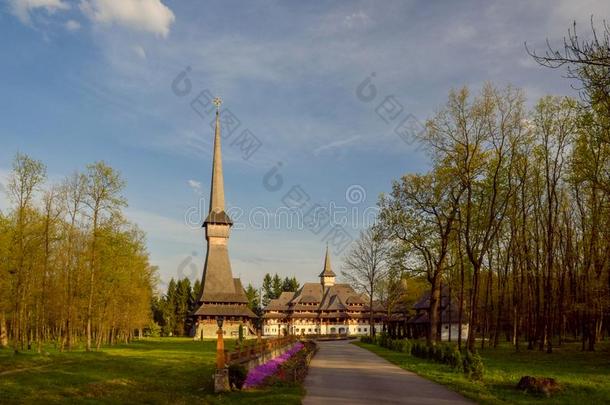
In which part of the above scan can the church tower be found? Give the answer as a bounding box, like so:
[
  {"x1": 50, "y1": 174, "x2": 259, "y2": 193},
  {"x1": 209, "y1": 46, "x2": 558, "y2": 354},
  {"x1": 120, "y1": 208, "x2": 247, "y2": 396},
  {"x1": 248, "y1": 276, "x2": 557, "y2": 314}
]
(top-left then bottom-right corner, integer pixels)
[
  {"x1": 192, "y1": 97, "x2": 256, "y2": 339},
  {"x1": 319, "y1": 246, "x2": 336, "y2": 288}
]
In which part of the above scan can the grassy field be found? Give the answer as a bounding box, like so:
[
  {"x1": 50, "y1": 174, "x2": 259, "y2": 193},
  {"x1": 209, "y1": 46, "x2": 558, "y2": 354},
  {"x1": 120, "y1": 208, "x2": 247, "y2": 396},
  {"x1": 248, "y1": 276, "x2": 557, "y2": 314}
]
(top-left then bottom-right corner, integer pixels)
[
  {"x1": 355, "y1": 340, "x2": 610, "y2": 404},
  {"x1": 0, "y1": 338, "x2": 303, "y2": 404}
]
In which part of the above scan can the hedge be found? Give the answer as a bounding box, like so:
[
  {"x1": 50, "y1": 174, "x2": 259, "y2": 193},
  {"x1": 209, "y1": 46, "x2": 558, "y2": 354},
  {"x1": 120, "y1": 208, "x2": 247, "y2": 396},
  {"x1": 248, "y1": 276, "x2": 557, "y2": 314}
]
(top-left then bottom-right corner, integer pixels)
[{"x1": 360, "y1": 333, "x2": 483, "y2": 380}]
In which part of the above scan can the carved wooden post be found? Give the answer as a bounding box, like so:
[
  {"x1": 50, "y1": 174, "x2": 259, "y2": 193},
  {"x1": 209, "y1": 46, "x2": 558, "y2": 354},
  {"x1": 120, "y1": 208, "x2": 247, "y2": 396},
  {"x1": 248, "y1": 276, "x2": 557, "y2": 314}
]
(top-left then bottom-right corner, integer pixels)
[
  {"x1": 216, "y1": 326, "x2": 225, "y2": 369},
  {"x1": 214, "y1": 317, "x2": 230, "y2": 393}
]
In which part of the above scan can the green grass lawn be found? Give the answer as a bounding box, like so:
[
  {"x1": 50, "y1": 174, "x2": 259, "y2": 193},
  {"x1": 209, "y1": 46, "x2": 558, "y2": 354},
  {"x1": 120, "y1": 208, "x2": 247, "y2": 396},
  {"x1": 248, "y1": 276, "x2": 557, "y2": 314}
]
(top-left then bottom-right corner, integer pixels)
[
  {"x1": 355, "y1": 340, "x2": 610, "y2": 404},
  {"x1": 0, "y1": 338, "x2": 303, "y2": 405}
]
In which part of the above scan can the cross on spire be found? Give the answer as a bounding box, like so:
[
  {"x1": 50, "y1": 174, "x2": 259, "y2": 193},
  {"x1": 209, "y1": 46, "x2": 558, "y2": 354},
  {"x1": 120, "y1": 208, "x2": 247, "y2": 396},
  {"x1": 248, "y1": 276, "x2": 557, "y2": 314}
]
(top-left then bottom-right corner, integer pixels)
[{"x1": 213, "y1": 96, "x2": 222, "y2": 112}]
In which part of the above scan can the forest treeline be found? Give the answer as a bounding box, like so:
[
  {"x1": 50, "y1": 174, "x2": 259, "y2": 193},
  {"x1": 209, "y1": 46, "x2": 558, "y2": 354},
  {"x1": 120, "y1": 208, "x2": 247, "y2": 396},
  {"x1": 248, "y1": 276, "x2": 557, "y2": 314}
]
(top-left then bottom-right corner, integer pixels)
[
  {"x1": 0, "y1": 156, "x2": 155, "y2": 352},
  {"x1": 370, "y1": 23, "x2": 610, "y2": 352}
]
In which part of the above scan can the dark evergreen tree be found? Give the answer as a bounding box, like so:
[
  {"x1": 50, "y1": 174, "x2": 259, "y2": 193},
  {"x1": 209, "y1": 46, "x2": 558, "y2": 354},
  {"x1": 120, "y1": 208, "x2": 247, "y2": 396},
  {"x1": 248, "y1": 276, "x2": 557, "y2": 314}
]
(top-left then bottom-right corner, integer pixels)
[
  {"x1": 191, "y1": 278, "x2": 201, "y2": 303},
  {"x1": 174, "y1": 278, "x2": 192, "y2": 336},
  {"x1": 262, "y1": 273, "x2": 273, "y2": 306},
  {"x1": 163, "y1": 279, "x2": 178, "y2": 336},
  {"x1": 245, "y1": 283, "x2": 262, "y2": 330},
  {"x1": 282, "y1": 276, "x2": 300, "y2": 292},
  {"x1": 271, "y1": 274, "x2": 282, "y2": 299}
]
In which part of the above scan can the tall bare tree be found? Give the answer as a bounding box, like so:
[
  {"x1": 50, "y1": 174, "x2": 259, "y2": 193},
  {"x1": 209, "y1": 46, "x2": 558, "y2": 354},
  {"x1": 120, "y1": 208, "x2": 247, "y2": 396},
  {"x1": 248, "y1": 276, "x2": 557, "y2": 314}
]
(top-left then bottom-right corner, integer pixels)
[{"x1": 342, "y1": 226, "x2": 389, "y2": 337}]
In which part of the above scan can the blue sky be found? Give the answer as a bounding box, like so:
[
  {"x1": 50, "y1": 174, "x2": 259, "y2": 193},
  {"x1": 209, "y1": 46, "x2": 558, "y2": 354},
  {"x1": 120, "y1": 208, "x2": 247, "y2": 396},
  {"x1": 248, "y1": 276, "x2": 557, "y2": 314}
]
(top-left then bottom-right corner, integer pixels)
[{"x1": 1, "y1": 0, "x2": 608, "y2": 290}]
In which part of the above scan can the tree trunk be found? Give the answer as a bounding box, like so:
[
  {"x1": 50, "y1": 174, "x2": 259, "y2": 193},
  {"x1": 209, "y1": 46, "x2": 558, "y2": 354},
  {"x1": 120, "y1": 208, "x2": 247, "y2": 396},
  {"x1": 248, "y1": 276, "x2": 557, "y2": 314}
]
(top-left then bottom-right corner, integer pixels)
[
  {"x1": 428, "y1": 272, "x2": 442, "y2": 346},
  {"x1": 0, "y1": 312, "x2": 8, "y2": 348}
]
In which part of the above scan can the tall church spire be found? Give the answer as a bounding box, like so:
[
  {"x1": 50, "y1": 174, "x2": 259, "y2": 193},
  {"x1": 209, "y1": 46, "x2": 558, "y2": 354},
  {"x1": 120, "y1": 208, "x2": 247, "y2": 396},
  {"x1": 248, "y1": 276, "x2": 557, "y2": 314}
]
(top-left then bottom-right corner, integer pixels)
[
  {"x1": 209, "y1": 101, "x2": 225, "y2": 213},
  {"x1": 204, "y1": 97, "x2": 232, "y2": 225}
]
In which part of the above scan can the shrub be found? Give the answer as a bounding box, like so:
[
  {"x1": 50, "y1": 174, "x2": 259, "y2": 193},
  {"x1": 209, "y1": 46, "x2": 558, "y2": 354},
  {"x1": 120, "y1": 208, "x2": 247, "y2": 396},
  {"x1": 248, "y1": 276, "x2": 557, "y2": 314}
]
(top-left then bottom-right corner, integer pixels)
[
  {"x1": 469, "y1": 352, "x2": 484, "y2": 380},
  {"x1": 411, "y1": 341, "x2": 424, "y2": 357},
  {"x1": 441, "y1": 344, "x2": 453, "y2": 364},
  {"x1": 462, "y1": 349, "x2": 484, "y2": 380},
  {"x1": 427, "y1": 345, "x2": 435, "y2": 360},
  {"x1": 370, "y1": 335, "x2": 483, "y2": 379},
  {"x1": 401, "y1": 339, "x2": 412, "y2": 354},
  {"x1": 238, "y1": 324, "x2": 244, "y2": 342},
  {"x1": 360, "y1": 335, "x2": 375, "y2": 344},
  {"x1": 407, "y1": 341, "x2": 474, "y2": 376},
  {"x1": 378, "y1": 332, "x2": 389, "y2": 348},
  {"x1": 228, "y1": 364, "x2": 248, "y2": 389},
  {"x1": 146, "y1": 321, "x2": 161, "y2": 337},
  {"x1": 433, "y1": 345, "x2": 444, "y2": 362},
  {"x1": 446, "y1": 345, "x2": 463, "y2": 371}
]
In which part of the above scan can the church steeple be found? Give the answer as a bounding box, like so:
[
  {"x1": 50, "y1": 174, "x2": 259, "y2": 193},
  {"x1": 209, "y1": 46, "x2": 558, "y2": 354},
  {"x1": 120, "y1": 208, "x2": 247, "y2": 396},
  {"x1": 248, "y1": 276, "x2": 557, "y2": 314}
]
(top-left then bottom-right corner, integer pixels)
[
  {"x1": 197, "y1": 96, "x2": 243, "y2": 304},
  {"x1": 192, "y1": 96, "x2": 257, "y2": 338},
  {"x1": 319, "y1": 245, "x2": 336, "y2": 287},
  {"x1": 210, "y1": 102, "x2": 225, "y2": 213},
  {"x1": 204, "y1": 97, "x2": 232, "y2": 225}
]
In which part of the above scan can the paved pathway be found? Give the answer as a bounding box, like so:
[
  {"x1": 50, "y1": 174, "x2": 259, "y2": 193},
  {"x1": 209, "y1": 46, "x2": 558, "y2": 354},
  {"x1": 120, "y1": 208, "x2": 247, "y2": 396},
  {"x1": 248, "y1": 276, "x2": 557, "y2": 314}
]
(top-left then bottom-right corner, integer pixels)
[{"x1": 303, "y1": 340, "x2": 473, "y2": 405}]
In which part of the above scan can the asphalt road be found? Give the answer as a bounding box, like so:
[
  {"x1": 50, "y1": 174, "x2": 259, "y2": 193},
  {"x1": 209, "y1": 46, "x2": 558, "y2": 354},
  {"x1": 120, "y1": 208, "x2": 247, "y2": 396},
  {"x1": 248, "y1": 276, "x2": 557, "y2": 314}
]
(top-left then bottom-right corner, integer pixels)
[{"x1": 303, "y1": 340, "x2": 473, "y2": 405}]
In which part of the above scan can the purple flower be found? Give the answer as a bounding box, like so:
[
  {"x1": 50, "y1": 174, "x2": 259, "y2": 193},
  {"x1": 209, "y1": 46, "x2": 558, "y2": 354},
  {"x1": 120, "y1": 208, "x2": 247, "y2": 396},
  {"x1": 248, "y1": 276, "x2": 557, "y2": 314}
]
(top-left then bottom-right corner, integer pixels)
[{"x1": 243, "y1": 342, "x2": 305, "y2": 388}]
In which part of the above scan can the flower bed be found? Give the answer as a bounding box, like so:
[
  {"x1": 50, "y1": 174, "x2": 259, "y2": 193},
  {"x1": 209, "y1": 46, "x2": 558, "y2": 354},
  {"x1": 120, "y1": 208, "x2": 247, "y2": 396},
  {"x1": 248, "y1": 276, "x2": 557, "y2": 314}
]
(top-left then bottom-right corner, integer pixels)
[{"x1": 242, "y1": 342, "x2": 305, "y2": 389}]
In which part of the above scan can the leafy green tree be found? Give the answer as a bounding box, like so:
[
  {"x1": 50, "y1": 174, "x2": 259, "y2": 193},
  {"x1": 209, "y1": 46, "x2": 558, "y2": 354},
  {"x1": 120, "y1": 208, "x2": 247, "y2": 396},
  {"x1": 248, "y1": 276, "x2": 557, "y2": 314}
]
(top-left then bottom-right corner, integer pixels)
[
  {"x1": 380, "y1": 168, "x2": 463, "y2": 345},
  {"x1": 0, "y1": 154, "x2": 156, "y2": 350},
  {"x1": 6, "y1": 153, "x2": 46, "y2": 350},
  {"x1": 83, "y1": 161, "x2": 127, "y2": 351}
]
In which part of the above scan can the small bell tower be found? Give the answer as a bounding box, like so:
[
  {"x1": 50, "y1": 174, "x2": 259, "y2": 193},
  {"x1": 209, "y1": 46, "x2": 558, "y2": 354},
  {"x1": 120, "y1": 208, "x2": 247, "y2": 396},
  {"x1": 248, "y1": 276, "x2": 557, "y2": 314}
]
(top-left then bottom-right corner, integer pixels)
[{"x1": 319, "y1": 246, "x2": 336, "y2": 288}]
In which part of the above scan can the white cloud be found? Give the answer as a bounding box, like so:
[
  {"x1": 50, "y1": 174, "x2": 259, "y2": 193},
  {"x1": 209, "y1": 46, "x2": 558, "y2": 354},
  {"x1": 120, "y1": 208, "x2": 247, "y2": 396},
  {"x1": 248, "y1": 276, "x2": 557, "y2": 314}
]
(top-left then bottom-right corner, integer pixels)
[
  {"x1": 187, "y1": 179, "x2": 202, "y2": 194},
  {"x1": 133, "y1": 44, "x2": 146, "y2": 59},
  {"x1": 79, "y1": 0, "x2": 175, "y2": 37},
  {"x1": 343, "y1": 10, "x2": 371, "y2": 28},
  {"x1": 65, "y1": 19, "x2": 81, "y2": 31},
  {"x1": 8, "y1": 0, "x2": 69, "y2": 24}
]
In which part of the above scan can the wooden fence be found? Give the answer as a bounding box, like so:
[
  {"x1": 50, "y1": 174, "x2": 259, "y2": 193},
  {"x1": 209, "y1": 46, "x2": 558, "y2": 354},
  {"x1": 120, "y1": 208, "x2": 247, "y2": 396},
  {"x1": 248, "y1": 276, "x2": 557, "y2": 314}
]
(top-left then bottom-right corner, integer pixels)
[{"x1": 224, "y1": 335, "x2": 297, "y2": 366}]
